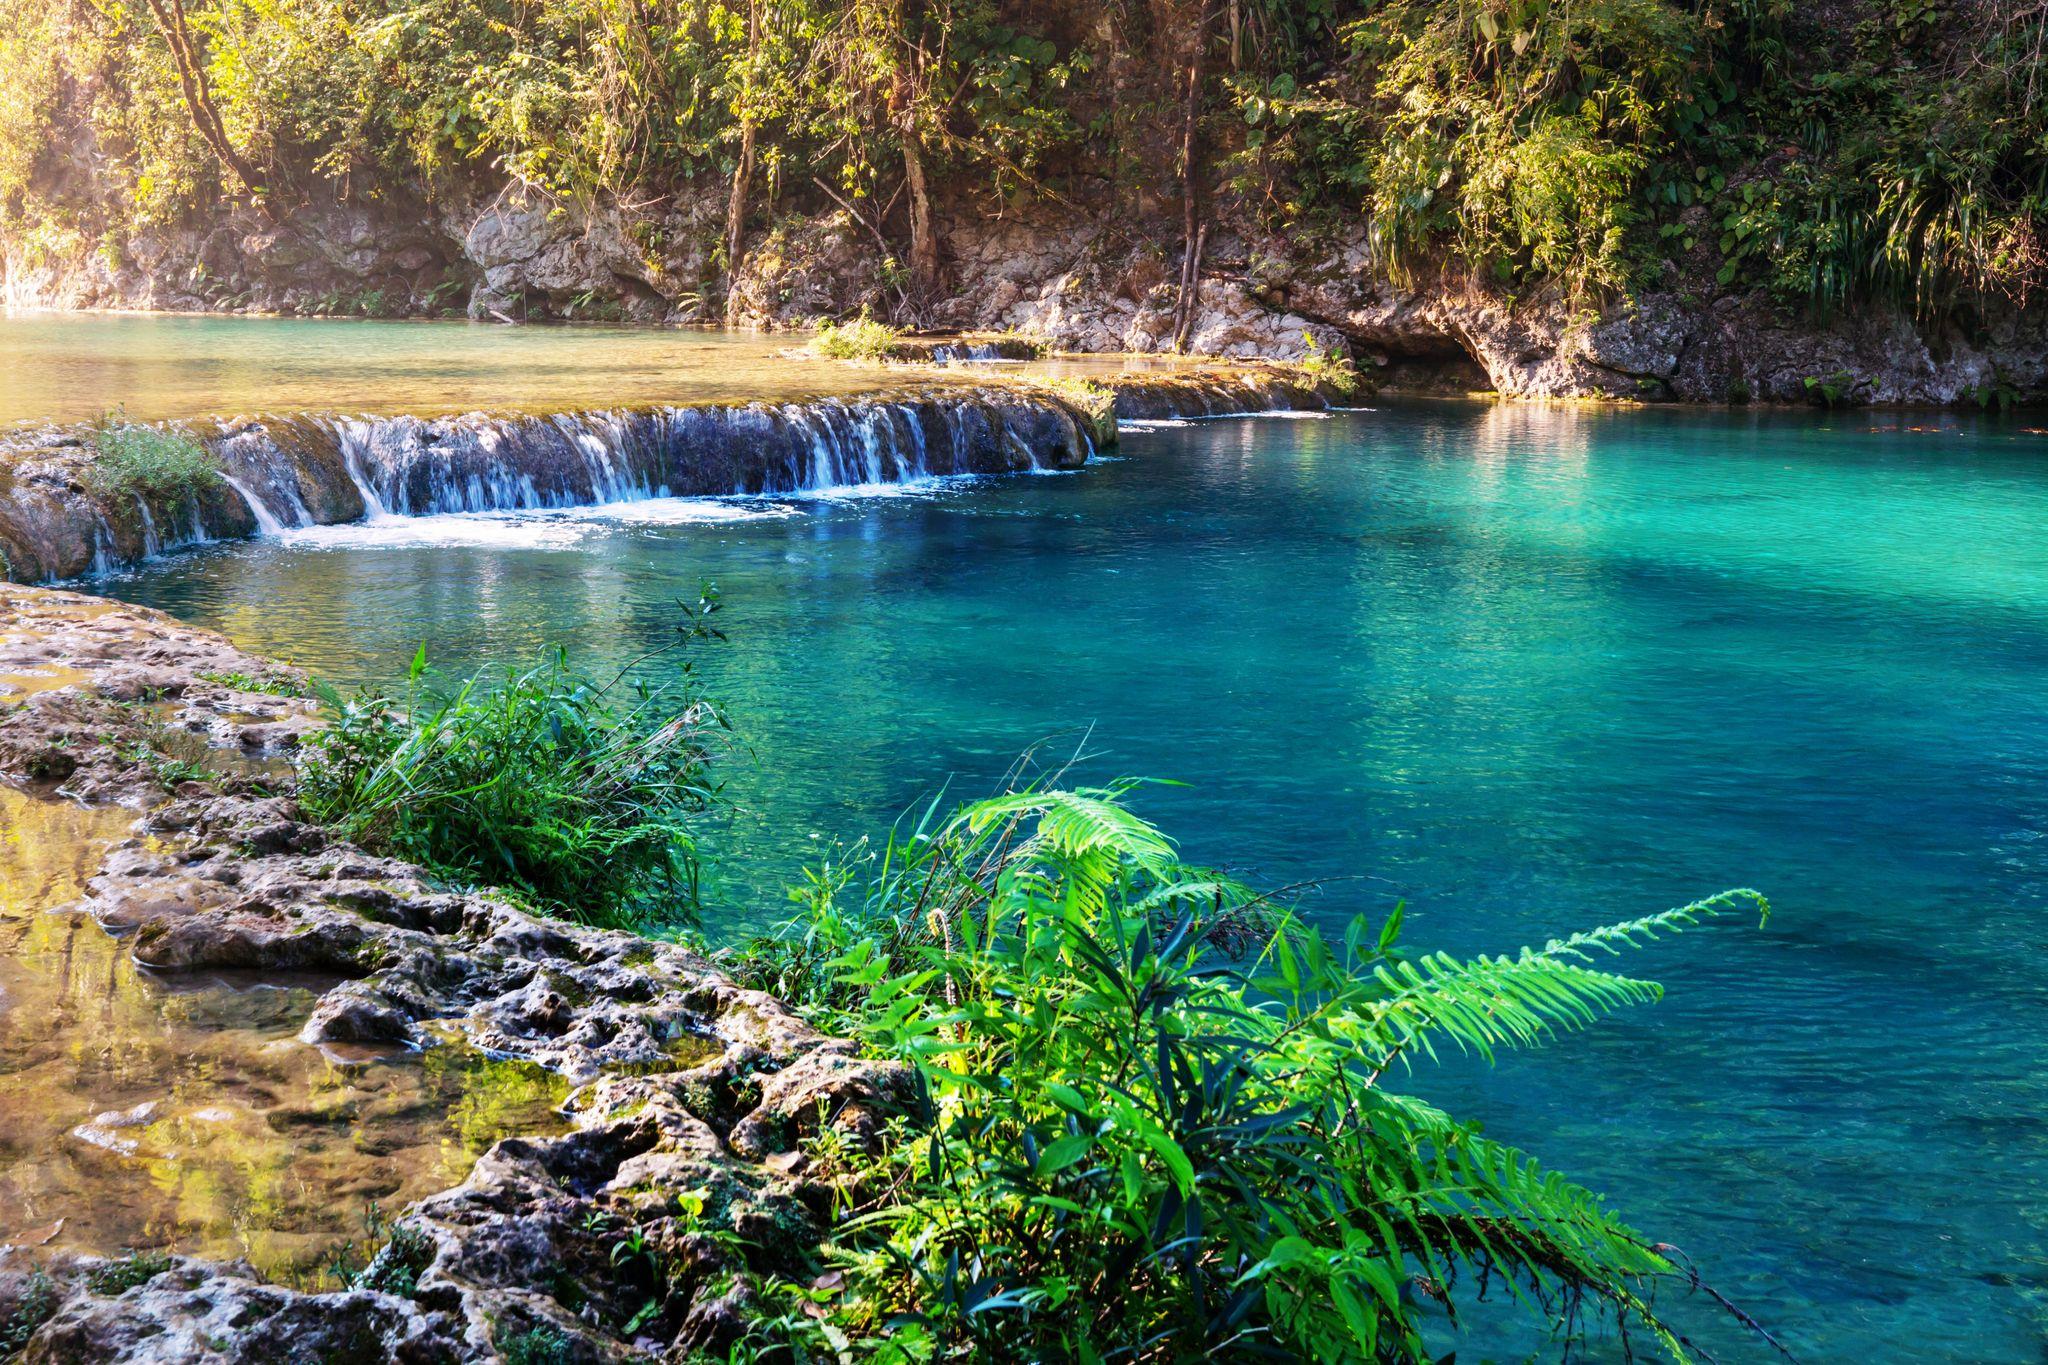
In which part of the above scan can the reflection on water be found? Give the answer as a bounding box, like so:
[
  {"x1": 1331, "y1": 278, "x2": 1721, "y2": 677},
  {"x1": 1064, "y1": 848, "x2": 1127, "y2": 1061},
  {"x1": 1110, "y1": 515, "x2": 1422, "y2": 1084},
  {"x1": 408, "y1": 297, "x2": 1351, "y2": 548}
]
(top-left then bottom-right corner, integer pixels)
[
  {"x1": 0, "y1": 315, "x2": 874, "y2": 424},
  {"x1": 0, "y1": 787, "x2": 568, "y2": 1281},
  {"x1": 0, "y1": 313, "x2": 1206, "y2": 425}
]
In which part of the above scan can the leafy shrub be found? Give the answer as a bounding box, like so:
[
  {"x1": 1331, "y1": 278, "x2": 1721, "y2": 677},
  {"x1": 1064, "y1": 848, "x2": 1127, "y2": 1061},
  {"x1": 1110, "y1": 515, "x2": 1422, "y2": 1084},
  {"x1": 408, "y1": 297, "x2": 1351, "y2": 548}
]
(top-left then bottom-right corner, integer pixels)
[
  {"x1": 730, "y1": 783, "x2": 1769, "y2": 1361},
  {"x1": 808, "y1": 317, "x2": 905, "y2": 362},
  {"x1": 0, "y1": 1270, "x2": 56, "y2": 1354},
  {"x1": 1296, "y1": 331, "x2": 1361, "y2": 398},
  {"x1": 296, "y1": 596, "x2": 727, "y2": 930},
  {"x1": 84, "y1": 1251, "x2": 174, "y2": 1296},
  {"x1": 495, "y1": 1323, "x2": 572, "y2": 1365},
  {"x1": 1025, "y1": 375, "x2": 1116, "y2": 434},
  {"x1": 84, "y1": 416, "x2": 221, "y2": 514}
]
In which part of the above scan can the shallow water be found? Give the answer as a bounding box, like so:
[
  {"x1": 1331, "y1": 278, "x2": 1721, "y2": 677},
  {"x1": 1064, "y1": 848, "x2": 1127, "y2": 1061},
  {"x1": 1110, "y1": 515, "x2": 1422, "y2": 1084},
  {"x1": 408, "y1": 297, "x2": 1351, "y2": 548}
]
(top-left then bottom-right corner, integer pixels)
[
  {"x1": 0, "y1": 312, "x2": 1195, "y2": 424},
  {"x1": 0, "y1": 787, "x2": 569, "y2": 1280},
  {"x1": 0, "y1": 313, "x2": 866, "y2": 423},
  {"x1": 102, "y1": 401, "x2": 2048, "y2": 1356}
]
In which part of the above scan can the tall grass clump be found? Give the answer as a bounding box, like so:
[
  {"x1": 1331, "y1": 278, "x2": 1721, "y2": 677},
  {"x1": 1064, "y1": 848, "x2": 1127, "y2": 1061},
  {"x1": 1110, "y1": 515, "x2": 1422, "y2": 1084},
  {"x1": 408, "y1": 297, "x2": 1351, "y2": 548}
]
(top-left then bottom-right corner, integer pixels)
[
  {"x1": 808, "y1": 316, "x2": 905, "y2": 361},
  {"x1": 84, "y1": 414, "x2": 222, "y2": 514},
  {"x1": 728, "y1": 782, "x2": 1771, "y2": 1362},
  {"x1": 297, "y1": 595, "x2": 727, "y2": 931}
]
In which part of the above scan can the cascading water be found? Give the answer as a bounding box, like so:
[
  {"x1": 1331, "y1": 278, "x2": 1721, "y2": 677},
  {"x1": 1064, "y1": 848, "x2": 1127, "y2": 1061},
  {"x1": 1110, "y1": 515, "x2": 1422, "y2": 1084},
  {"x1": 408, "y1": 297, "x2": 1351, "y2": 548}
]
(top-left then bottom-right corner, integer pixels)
[
  {"x1": 0, "y1": 390, "x2": 1097, "y2": 583},
  {"x1": 220, "y1": 476, "x2": 287, "y2": 535},
  {"x1": 284, "y1": 394, "x2": 1086, "y2": 522}
]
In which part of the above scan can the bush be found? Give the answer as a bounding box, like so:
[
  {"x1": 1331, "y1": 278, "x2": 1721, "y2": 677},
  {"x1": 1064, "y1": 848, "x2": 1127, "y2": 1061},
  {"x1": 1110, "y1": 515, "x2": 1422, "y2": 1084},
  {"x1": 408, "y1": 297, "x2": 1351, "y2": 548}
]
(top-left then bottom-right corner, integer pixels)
[
  {"x1": 1024, "y1": 375, "x2": 1116, "y2": 440},
  {"x1": 84, "y1": 1251, "x2": 174, "y2": 1297},
  {"x1": 84, "y1": 417, "x2": 221, "y2": 514},
  {"x1": 729, "y1": 783, "x2": 1770, "y2": 1362},
  {"x1": 808, "y1": 317, "x2": 905, "y2": 362},
  {"x1": 1296, "y1": 331, "x2": 1361, "y2": 398},
  {"x1": 296, "y1": 595, "x2": 727, "y2": 931}
]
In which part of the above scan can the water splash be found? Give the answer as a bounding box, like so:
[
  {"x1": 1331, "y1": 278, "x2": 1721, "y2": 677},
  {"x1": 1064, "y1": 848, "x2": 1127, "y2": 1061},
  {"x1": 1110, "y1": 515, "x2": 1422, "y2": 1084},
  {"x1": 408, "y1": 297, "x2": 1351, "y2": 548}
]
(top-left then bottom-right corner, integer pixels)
[{"x1": 220, "y1": 475, "x2": 287, "y2": 535}]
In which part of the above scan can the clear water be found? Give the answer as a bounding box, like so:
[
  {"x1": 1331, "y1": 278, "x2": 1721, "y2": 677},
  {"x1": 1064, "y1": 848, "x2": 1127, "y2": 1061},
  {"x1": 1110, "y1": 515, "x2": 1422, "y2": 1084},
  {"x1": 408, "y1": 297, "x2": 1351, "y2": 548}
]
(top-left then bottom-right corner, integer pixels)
[
  {"x1": 0, "y1": 312, "x2": 1200, "y2": 424},
  {"x1": 0, "y1": 787, "x2": 569, "y2": 1281},
  {"x1": 0, "y1": 313, "x2": 865, "y2": 423},
  {"x1": 100, "y1": 401, "x2": 2048, "y2": 1357}
]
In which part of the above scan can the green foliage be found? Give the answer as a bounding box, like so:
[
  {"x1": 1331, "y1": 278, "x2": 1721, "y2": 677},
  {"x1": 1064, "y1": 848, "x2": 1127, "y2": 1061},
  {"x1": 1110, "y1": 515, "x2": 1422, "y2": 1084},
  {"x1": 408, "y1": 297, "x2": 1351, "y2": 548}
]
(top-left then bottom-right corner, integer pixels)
[
  {"x1": 495, "y1": 1322, "x2": 573, "y2": 1365},
  {"x1": 84, "y1": 415, "x2": 221, "y2": 515},
  {"x1": 808, "y1": 316, "x2": 904, "y2": 361},
  {"x1": 1339, "y1": 0, "x2": 1709, "y2": 300},
  {"x1": 1296, "y1": 331, "x2": 1361, "y2": 397},
  {"x1": 295, "y1": 593, "x2": 727, "y2": 931},
  {"x1": 730, "y1": 782, "x2": 1770, "y2": 1361},
  {"x1": 197, "y1": 668, "x2": 304, "y2": 697},
  {"x1": 1024, "y1": 376, "x2": 1115, "y2": 429},
  {"x1": 0, "y1": 1270, "x2": 56, "y2": 1356},
  {"x1": 84, "y1": 1251, "x2": 174, "y2": 1296},
  {"x1": 352, "y1": 1205, "x2": 435, "y2": 1297},
  {"x1": 117, "y1": 694, "x2": 223, "y2": 790},
  {"x1": 2, "y1": 0, "x2": 2037, "y2": 324},
  {"x1": 1802, "y1": 370, "x2": 1860, "y2": 408}
]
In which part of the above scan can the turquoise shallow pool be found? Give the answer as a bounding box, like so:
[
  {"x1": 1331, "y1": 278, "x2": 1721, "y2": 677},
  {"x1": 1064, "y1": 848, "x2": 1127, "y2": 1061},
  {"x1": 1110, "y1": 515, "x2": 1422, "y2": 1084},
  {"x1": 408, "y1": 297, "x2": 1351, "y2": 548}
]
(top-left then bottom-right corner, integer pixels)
[{"x1": 105, "y1": 400, "x2": 2048, "y2": 1357}]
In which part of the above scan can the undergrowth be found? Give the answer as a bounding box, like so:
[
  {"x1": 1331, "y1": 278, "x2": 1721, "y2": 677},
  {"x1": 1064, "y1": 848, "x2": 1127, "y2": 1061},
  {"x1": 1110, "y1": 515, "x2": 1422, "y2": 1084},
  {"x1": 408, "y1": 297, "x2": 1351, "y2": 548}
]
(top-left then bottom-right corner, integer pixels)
[
  {"x1": 83, "y1": 1251, "x2": 174, "y2": 1297},
  {"x1": 725, "y1": 781, "x2": 1772, "y2": 1361},
  {"x1": 296, "y1": 591, "x2": 728, "y2": 931},
  {"x1": 809, "y1": 317, "x2": 905, "y2": 362},
  {"x1": 1026, "y1": 376, "x2": 1116, "y2": 430},
  {"x1": 0, "y1": 1271, "x2": 55, "y2": 1355},
  {"x1": 1296, "y1": 332, "x2": 1362, "y2": 398},
  {"x1": 84, "y1": 414, "x2": 221, "y2": 515}
]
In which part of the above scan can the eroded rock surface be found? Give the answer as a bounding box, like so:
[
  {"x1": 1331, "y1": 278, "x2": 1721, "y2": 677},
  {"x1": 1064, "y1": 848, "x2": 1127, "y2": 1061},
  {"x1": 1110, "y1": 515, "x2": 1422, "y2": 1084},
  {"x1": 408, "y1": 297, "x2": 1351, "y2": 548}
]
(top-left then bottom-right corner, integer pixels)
[{"x1": 0, "y1": 584, "x2": 911, "y2": 1363}]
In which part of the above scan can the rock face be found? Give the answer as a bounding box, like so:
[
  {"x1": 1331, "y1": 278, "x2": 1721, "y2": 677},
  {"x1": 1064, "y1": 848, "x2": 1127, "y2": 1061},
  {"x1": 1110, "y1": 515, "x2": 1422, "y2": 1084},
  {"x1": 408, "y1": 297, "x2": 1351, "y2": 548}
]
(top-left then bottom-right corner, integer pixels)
[
  {"x1": 0, "y1": 583, "x2": 910, "y2": 1363},
  {"x1": 8, "y1": 175, "x2": 2041, "y2": 406}
]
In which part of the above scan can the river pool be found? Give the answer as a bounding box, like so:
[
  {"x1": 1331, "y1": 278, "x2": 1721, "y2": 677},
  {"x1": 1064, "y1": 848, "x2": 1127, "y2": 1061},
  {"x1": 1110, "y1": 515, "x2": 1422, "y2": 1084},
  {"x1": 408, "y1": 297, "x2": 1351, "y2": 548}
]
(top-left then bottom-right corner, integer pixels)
[{"x1": 80, "y1": 395, "x2": 2048, "y2": 1358}]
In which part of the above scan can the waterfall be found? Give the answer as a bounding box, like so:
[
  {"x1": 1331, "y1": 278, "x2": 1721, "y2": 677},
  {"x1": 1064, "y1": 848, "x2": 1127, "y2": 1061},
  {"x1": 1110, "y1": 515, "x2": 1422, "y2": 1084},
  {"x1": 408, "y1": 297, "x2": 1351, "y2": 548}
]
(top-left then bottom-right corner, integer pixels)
[
  {"x1": 133, "y1": 497, "x2": 160, "y2": 559},
  {"x1": 222, "y1": 475, "x2": 287, "y2": 535},
  {"x1": 11, "y1": 388, "x2": 1103, "y2": 583},
  {"x1": 272, "y1": 395, "x2": 1086, "y2": 520}
]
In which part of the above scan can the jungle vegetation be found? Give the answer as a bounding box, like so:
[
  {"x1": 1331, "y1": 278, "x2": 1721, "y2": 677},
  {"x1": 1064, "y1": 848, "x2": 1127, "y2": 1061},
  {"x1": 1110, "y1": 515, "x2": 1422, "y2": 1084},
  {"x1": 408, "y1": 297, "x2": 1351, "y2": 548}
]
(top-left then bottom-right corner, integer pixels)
[
  {"x1": 729, "y1": 785, "x2": 1774, "y2": 1360},
  {"x1": 295, "y1": 593, "x2": 729, "y2": 930},
  {"x1": 0, "y1": 0, "x2": 2041, "y2": 322}
]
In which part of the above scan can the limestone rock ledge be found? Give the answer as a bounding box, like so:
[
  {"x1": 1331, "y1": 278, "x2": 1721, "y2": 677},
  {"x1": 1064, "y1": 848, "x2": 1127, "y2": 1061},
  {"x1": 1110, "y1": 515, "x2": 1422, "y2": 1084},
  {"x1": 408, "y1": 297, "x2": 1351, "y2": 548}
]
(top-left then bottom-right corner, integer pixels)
[{"x1": 0, "y1": 583, "x2": 911, "y2": 1363}]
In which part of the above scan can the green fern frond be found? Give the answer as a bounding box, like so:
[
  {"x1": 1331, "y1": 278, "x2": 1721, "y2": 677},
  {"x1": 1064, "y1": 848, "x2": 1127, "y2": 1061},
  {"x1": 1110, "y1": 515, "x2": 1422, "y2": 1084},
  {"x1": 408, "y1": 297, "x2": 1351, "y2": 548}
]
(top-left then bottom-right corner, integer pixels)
[
  {"x1": 962, "y1": 786, "x2": 1179, "y2": 873},
  {"x1": 1534, "y1": 889, "x2": 1769, "y2": 963},
  {"x1": 1359, "y1": 951, "x2": 1665, "y2": 1063}
]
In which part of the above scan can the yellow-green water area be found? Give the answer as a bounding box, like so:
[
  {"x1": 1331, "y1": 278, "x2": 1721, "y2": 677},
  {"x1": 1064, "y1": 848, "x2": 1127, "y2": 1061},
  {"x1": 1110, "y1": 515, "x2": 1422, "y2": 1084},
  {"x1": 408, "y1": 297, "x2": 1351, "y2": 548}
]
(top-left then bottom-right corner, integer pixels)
[
  {"x1": 0, "y1": 313, "x2": 1208, "y2": 426},
  {"x1": 0, "y1": 785, "x2": 569, "y2": 1283}
]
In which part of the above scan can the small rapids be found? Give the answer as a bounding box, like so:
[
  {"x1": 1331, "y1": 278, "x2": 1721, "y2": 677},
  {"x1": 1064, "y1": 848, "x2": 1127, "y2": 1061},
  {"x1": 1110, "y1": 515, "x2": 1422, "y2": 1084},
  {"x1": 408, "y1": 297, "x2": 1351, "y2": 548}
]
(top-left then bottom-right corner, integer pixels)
[
  {"x1": 0, "y1": 369, "x2": 1343, "y2": 582},
  {"x1": 212, "y1": 394, "x2": 1090, "y2": 537}
]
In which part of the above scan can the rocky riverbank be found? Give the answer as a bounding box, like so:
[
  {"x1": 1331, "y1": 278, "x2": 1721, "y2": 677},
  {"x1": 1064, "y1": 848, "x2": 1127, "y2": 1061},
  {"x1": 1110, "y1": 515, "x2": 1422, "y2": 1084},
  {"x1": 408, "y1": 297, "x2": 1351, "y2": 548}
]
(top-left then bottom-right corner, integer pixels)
[
  {"x1": 8, "y1": 187, "x2": 2043, "y2": 408},
  {"x1": 0, "y1": 582, "x2": 910, "y2": 1362}
]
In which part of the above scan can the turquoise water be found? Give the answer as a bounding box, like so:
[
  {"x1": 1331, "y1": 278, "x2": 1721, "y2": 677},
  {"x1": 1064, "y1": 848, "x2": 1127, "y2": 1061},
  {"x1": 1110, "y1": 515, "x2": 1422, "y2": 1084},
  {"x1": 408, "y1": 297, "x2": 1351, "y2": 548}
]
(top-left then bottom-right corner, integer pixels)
[{"x1": 103, "y1": 401, "x2": 2048, "y2": 1357}]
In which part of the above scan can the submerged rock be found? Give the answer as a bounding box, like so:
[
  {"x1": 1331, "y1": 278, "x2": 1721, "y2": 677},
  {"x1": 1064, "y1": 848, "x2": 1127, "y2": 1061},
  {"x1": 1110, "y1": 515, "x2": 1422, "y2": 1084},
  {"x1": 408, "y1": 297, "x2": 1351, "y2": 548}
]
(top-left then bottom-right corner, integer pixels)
[{"x1": 0, "y1": 584, "x2": 911, "y2": 1362}]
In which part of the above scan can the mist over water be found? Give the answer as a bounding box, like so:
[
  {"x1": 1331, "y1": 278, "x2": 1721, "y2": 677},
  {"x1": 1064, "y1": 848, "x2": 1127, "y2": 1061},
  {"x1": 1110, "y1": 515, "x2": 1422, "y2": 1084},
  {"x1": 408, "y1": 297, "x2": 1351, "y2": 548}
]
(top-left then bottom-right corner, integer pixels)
[{"x1": 106, "y1": 401, "x2": 2048, "y2": 1358}]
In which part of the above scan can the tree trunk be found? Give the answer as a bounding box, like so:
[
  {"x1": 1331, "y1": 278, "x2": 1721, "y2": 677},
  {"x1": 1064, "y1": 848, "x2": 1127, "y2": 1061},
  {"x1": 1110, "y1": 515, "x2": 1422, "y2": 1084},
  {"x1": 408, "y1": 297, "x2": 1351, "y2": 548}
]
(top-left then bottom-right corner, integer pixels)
[
  {"x1": 1171, "y1": 2, "x2": 1215, "y2": 350},
  {"x1": 723, "y1": 122, "x2": 755, "y2": 317},
  {"x1": 902, "y1": 132, "x2": 940, "y2": 298},
  {"x1": 1173, "y1": 222, "x2": 1208, "y2": 351},
  {"x1": 722, "y1": 0, "x2": 759, "y2": 320},
  {"x1": 142, "y1": 0, "x2": 275, "y2": 215}
]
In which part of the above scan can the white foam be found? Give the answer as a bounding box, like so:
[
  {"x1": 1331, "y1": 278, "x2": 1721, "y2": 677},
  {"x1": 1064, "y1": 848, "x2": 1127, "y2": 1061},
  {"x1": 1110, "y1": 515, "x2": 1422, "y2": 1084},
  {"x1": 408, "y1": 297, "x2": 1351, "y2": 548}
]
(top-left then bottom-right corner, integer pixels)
[
  {"x1": 276, "y1": 513, "x2": 596, "y2": 551},
  {"x1": 567, "y1": 497, "x2": 798, "y2": 525}
]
